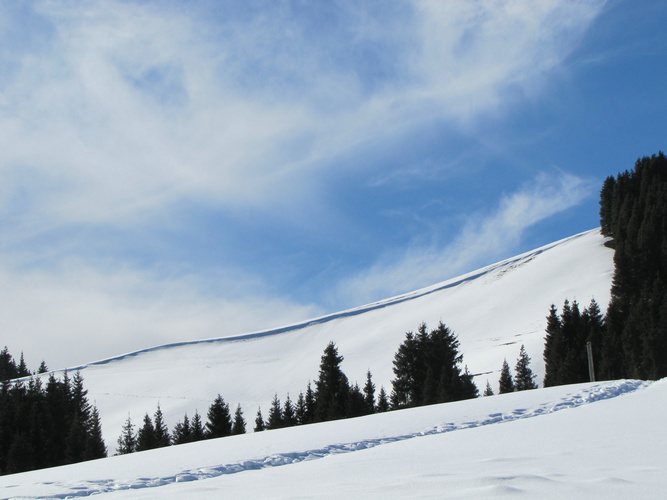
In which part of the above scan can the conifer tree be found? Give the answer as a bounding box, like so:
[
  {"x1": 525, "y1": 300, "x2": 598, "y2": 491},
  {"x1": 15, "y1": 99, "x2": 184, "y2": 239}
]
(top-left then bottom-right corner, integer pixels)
[
  {"x1": 498, "y1": 359, "x2": 515, "y2": 394},
  {"x1": 363, "y1": 370, "x2": 375, "y2": 414},
  {"x1": 206, "y1": 394, "x2": 233, "y2": 438},
  {"x1": 172, "y1": 414, "x2": 192, "y2": 444},
  {"x1": 232, "y1": 404, "x2": 246, "y2": 435},
  {"x1": 38, "y1": 360, "x2": 49, "y2": 374},
  {"x1": 153, "y1": 404, "x2": 170, "y2": 448},
  {"x1": 376, "y1": 386, "x2": 389, "y2": 413},
  {"x1": 116, "y1": 415, "x2": 136, "y2": 455},
  {"x1": 282, "y1": 394, "x2": 297, "y2": 427},
  {"x1": 314, "y1": 342, "x2": 349, "y2": 421},
  {"x1": 483, "y1": 380, "x2": 494, "y2": 396},
  {"x1": 254, "y1": 407, "x2": 266, "y2": 432},
  {"x1": 84, "y1": 407, "x2": 107, "y2": 460},
  {"x1": 136, "y1": 413, "x2": 156, "y2": 452},
  {"x1": 347, "y1": 383, "x2": 366, "y2": 417},
  {"x1": 267, "y1": 393, "x2": 284, "y2": 429},
  {"x1": 190, "y1": 411, "x2": 205, "y2": 441},
  {"x1": 295, "y1": 392, "x2": 307, "y2": 425},
  {"x1": 514, "y1": 345, "x2": 538, "y2": 391}
]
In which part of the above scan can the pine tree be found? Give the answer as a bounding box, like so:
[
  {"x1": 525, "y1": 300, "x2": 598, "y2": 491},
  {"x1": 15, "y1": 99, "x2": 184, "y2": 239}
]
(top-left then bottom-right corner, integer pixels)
[
  {"x1": 190, "y1": 411, "x2": 205, "y2": 441},
  {"x1": 267, "y1": 394, "x2": 283, "y2": 429},
  {"x1": 172, "y1": 414, "x2": 192, "y2": 444},
  {"x1": 116, "y1": 415, "x2": 136, "y2": 455},
  {"x1": 363, "y1": 370, "x2": 375, "y2": 414},
  {"x1": 136, "y1": 413, "x2": 156, "y2": 451},
  {"x1": 206, "y1": 394, "x2": 233, "y2": 438},
  {"x1": 314, "y1": 342, "x2": 349, "y2": 421},
  {"x1": 347, "y1": 383, "x2": 366, "y2": 418},
  {"x1": 483, "y1": 380, "x2": 494, "y2": 396},
  {"x1": 295, "y1": 392, "x2": 307, "y2": 425},
  {"x1": 84, "y1": 407, "x2": 107, "y2": 460},
  {"x1": 254, "y1": 407, "x2": 266, "y2": 432},
  {"x1": 232, "y1": 404, "x2": 246, "y2": 435},
  {"x1": 498, "y1": 359, "x2": 515, "y2": 394},
  {"x1": 514, "y1": 345, "x2": 538, "y2": 391},
  {"x1": 153, "y1": 404, "x2": 170, "y2": 448},
  {"x1": 375, "y1": 386, "x2": 389, "y2": 413},
  {"x1": 282, "y1": 394, "x2": 297, "y2": 427},
  {"x1": 38, "y1": 360, "x2": 49, "y2": 374}
]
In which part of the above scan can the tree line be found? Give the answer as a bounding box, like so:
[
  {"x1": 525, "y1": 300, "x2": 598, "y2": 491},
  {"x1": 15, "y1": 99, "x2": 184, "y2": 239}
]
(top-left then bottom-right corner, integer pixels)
[
  {"x1": 116, "y1": 322, "x2": 482, "y2": 454},
  {"x1": 543, "y1": 152, "x2": 667, "y2": 385},
  {"x1": 0, "y1": 366, "x2": 106, "y2": 475}
]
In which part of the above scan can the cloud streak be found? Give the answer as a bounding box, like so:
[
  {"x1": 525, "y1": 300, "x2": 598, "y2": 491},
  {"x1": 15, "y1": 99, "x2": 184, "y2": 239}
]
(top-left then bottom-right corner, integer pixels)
[
  {"x1": 0, "y1": 0, "x2": 605, "y2": 236},
  {"x1": 335, "y1": 172, "x2": 595, "y2": 306}
]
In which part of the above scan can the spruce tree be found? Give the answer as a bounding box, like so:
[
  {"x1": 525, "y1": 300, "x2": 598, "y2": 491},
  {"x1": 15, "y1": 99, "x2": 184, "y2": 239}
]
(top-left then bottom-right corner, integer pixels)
[
  {"x1": 363, "y1": 370, "x2": 375, "y2": 414},
  {"x1": 282, "y1": 395, "x2": 297, "y2": 427},
  {"x1": 116, "y1": 415, "x2": 136, "y2": 455},
  {"x1": 295, "y1": 392, "x2": 307, "y2": 425},
  {"x1": 84, "y1": 407, "x2": 107, "y2": 460},
  {"x1": 232, "y1": 404, "x2": 246, "y2": 435},
  {"x1": 347, "y1": 383, "x2": 366, "y2": 418},
  {"x1": 498, "y1": 359, "x2": 515, "y2": 394},
  {"x1": 172, "y1": 414, "x2": 192, "y2": 444},
  {"x1": 514, "y1": 345, "x2": 538, "y2": 391},
  {"x1": 375, "y1": 386, "x2": 389, "y2": 413},
  {"x1": 206, "y1": 394, "x2": 233, "y2": 438},
  {"x1": 190, "y1": 411, "x2": 205, "y2": 441},
  {"x1": 314, "y1": 342, "x2": 349, "y2": 421},
  {"x1": 136, "y1": 413, "x2": 156, "y2": 452},
  {"x1": 267, "y1": 394, "x2": 284, "y2": 429},
  {"x1": 483, "y1": 380, "x2": 494, "y2": 396},
  {"x1": 153, "y1": 404, "x2": 170, "y2": 448},
  {"x1": 254, "y1": 407, "x2": 266, "y2": 432}
]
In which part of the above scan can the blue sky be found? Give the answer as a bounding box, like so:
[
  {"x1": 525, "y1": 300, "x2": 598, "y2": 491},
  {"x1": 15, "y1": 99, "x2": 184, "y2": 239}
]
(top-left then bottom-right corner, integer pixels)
[{"x1": 0, "y1": 0, "x2": 665, "y2": 369}]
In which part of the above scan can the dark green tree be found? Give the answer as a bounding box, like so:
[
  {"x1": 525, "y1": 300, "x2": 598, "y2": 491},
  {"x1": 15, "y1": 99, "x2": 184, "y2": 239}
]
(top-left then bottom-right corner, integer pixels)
[
  {"x1": 483, "y1": 380, "x2": 494, "y2": 396},
  {"x1": 375, "y1": 386, "x2": 389, "y2": 413},
  {"x1": 254, "y1": 407, "x2": 266, "y2": 432},
  {"x1": 314, "y1": 342, "x2": 349, "y2": 421},
  {"x1": 206, "y1": 394, "x2": 233, "y2": 438},
  {"x1": 190, "y1": 411, "x2": 205, "y2": 441},
  {"x1": 232, "y1": 404, "x2": 246, "y2": 435},
  {"x1": 514, "y1": 345, "x2": 537, "y2": 391},
  {"x1": 282, "y1": 394, "x2": 297, "y2": 427},
  {"x1": 172, "y1": 414, "x2": 192, "y2": 444},
  {"x1": 267, "y1": 394, "x2": 283, "y2": 429},
  {"x1": 153, "y1": 404, "x2": 170, "y2": 448},
  {"x1": 363, "y1": 370, "x2": 375, "y2": 414},
  {"x1": 136, "y1": 413, "x2": 156, "y2": 452},
  {"x1": 116, "y1": 415, "x2": 136, "y2": 455},
  {"x1": 498, "y1": 359, "x2": 515, "y2": 394}
]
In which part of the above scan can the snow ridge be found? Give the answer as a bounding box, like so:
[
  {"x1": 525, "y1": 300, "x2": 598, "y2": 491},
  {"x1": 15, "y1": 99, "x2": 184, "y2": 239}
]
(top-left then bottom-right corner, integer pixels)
[{"x1": 19, "y1": 379, "x2": 650, "y2": 500}]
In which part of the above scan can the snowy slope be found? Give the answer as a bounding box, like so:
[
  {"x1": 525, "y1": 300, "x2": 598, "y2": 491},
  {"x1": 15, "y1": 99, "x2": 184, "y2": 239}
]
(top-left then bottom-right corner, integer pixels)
[
  {"x1": 26, "y1": 229, "x2": 615, "y2": 452},
  {"x1": 1, "y1": 378, "x2": 664, "y2": 499}
]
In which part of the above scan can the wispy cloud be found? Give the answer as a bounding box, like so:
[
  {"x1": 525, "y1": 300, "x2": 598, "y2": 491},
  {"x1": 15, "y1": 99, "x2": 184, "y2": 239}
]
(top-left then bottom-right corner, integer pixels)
[
  {"x1": 0, "y1": 0, "x2": 605, "y2": 236},
  {"x1": 0, "y1": 1, "x2": 608, "y2": 367},
  {"x1": 0, "y1": 257, "x2": 321, "y2": 370},
  {"x1": 334, "y1": 172, "x2": 595, "y2": 306}
]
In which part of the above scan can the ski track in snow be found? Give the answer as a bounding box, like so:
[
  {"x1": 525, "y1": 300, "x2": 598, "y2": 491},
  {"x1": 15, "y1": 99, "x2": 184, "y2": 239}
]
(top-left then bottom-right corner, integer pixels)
[{"x1": 10, "y1": 379, "x2": 650, "y2": 500}]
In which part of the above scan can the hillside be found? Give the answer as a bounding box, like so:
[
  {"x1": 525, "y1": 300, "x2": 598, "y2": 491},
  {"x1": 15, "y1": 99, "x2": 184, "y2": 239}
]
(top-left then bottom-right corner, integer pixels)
[{"x1": 45, "y1": 228, "x2": 613, "y2": 450}]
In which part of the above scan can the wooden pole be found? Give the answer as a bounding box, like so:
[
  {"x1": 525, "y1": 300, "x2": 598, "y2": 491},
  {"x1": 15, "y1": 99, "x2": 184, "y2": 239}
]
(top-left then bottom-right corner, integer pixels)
[{"x1": 586, "y1": 341, "x2": 595, "y2": 382}]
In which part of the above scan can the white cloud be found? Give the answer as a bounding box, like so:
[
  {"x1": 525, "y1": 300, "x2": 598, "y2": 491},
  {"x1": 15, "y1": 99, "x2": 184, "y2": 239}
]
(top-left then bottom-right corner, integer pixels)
[
  {"x1": 335, "y1": 172, "x2": 594, "y2": 306},
  {"x1": 0, "y1": 257, "x2": 321, "y2": 370},
  {"x1": 0, "y1": 0, "x2": 606, "y2": 236}
]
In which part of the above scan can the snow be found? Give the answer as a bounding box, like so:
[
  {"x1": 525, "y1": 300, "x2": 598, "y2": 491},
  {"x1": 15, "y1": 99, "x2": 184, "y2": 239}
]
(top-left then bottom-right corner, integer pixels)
[
  {"x1": 1, "y1": 379, "x2": 665, "y2": 499},
  {"x1": 5, "y1": 228, "x2": 659, "y2": 499}
]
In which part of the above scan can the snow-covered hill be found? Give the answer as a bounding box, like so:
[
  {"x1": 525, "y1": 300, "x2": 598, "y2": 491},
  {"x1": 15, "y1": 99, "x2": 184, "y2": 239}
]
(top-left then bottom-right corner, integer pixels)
[
  {"x1": 2, "y1": 228, "x2": 665, "y2": 499},
  {"x1": 34, "y1": 229, "x2": 616, "y2": 451},
  {"x1": 1, "y1": 379, "x2": 665, "y2": 499}
]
